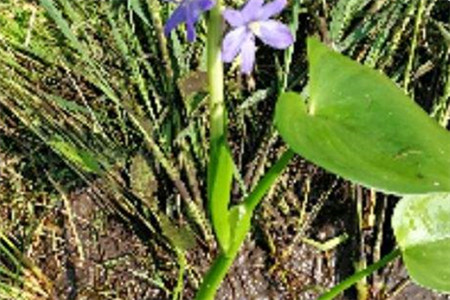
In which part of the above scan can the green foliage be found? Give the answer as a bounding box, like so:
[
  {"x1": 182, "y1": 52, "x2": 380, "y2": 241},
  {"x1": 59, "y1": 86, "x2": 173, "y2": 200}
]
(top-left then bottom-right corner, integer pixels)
[
  {"x1": 275, "y1": 38, "x2": 450, "y2": 194},
  {"x1": 1, "y1": 0, "x2": 449, "y2": 298},
  {"x1": 329, "y1": 0, "x2": 372, "y2": 43},
  {"x1": 128, "y1": 0, "x2": 151, "y2": 26},
  {"x1": 130, "y1": 154, "x2": 157, "y2": 201},
  {"x1": 392, "y1": 193, "x2": 450, "y2": 292},
  {"x1": 159, "y1": 214, "x2": 197, "y2": 251},
  {"x1": 0, "y1": 231, "x2": 53, "y2": 299},
  {"x1": 277, "y1": 37, "x2": 450, "y2": 295},
  {"x1": 0, "y1": 1, "x2": 212, "y2": 296}
]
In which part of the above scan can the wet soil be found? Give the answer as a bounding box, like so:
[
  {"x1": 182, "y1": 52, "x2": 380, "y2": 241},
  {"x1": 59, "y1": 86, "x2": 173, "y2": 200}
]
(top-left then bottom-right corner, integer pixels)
[{"x1": 22, "y1": 180, "x2": 450, "y2": 300}]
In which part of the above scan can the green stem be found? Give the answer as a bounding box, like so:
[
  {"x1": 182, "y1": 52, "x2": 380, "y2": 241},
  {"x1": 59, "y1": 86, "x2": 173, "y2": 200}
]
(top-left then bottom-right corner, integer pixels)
[
  {"x1": 194, "y1": 253, "x2": 234, "y2": 300},
  {"x1": 195, "y1": 149, "x2": 294, "y2": 300},
  {"x1": 172, "y1": 249, "x2": 186, "y2": 300},
  {"x1": 244, "y1": 149, "x2": 295, "y2": 211},
  {"x1": 207, "y1": 4, "x2": 225, "y2": 145},
  {"x1": 206, "y1": 0, "x2": 231, "y2": 248},
  {"x1": 318, "y1": 248, "x2": 401, "y2": 300},
  {"x1": 197, "y1": 3, "x2": 227, "y2": 299}
]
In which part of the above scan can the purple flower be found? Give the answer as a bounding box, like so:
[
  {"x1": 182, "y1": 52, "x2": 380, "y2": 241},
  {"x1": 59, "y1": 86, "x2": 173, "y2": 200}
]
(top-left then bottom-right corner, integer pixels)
[
  {"x1": 222, "y1": 0, "x2": 293, "y2": 74},
  {"x1": 164, "y1": 0, "x2": 215, "y2": 42}
]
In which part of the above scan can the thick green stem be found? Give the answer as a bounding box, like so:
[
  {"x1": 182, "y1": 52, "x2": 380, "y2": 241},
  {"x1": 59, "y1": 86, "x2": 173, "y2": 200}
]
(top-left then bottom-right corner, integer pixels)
[
  {"x1": 198, "y1": 3, "x2": 228, "y2": 299},
  {"x1": 207, "y1": 4, "x2": 225, "y2": 145},
  {"x1": 318, "y1": 248, "x2": 401, "y2": 300},
  {"x1": 195, "y1": 149, "x2": 294, "y2": 300},
  {"x1": 205, "y1": 0, "x2": 233, "y2": 249}
]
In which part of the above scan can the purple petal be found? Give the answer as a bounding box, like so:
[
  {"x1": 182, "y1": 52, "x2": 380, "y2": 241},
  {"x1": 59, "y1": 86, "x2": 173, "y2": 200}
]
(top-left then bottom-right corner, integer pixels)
[
  {"x1": 164, "y1": 0, "x2": 214, "y2": 41},
  {"x1": 240, "y1": 35, "x2": 256, "y2": 74},
  {"x1": 185, "y1": 4, "x2": 200, "y2": 42},
  {"x1": 255, "y1": 20, "x2": 293, "y2": 49},
  {"x1": 241, "y1": 0, "x2": 264, "y2": 22},
  {"x1": 196, "y1": 0, "x2": 215, "y2": 11},
  {"x1": 184, "y1": 0, "x2": 214, "y2": 42},
  {"x1": 223, "y1": 9, "x2": 244, "y2": 27},
  {"x1": 164, "y1": 5, "x2": 186, "y2": 36},
  {"x1": 260, "y1": 0, "x2": 287, "y2": 20},
  {"x1": 185, "y1": 8, "x2": 196, "y2": 42},
  {"x1": 222, "y1": 27, "x2": 251, "y2": 62}
]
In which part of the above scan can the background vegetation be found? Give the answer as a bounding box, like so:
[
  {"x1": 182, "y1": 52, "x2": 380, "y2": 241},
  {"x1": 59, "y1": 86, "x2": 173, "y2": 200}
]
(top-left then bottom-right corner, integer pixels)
[{"x1": 0, "y1": 0, "x2": 449, "y2": 299}]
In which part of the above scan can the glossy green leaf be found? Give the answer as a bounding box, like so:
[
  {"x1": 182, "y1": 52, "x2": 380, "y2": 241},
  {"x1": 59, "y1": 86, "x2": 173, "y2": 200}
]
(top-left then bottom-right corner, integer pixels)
[
  {"x1": 275, "y1": 38, "x2": 450, "y2": 194},
  {"x1": 392, "y1": 193, "x2": 450, "y2": 292},
  {"x1": 208, "y1": 138, "x2": 233, "y2": 252}
]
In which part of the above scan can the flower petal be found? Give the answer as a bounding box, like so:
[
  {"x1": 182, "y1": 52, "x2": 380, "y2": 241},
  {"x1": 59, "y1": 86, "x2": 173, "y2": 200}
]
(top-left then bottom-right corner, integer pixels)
[
  {"x1": 164, "y1": 4, "x2": 186, "y2": 36},
  {"x1": 241, "y1": 0, "x2": 264, "y2": 22},
  {"x1": 164, "y1": 0, "x2": 213, "y2": 41},
  {"x1": 223, "y1": 9, "x2": 244, "y2": 27},
  {"x1": 255, "y1": 20, "x2": 293, "y2": 49},
  {"x1": 196, "y1": 0, "x2": 215, "y2": 10},
  {"x1": 260, "y1": 0, "x2": 287, "y2": 20},
  {"x1": 185, "y1": 5, "x2": 197, "y2": 42},
  {"x1": 222, "y1": 27, "x2": 251, "y2": 62},
  {"x1": 185, "y1": 0, "x2": 213, "y2": 42},
  {"x1": 240, "y1": 35, "x2": 256, "y2": 74}
]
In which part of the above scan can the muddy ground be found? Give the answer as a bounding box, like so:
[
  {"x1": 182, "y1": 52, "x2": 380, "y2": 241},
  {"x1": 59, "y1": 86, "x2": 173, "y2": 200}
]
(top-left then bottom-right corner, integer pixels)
[{"x1": 16, "y1": 177, "x2": 450, "y2": 300}]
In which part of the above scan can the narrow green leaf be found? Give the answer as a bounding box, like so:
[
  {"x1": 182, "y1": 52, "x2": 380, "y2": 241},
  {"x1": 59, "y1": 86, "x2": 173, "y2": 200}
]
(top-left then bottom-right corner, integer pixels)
[
  {"x1": 49, "y1": 137, "x2": 101, "y2": 173},
  {"x1": 39, "y1": 0, "x2": 84, "y2": 51},
  {"x1": 392, "y1": 193, "x2": 450, "y2": 292},
  {"x1": 208, "y1": 138, "x2": 233, "y2": 252},
  {"x1": 128, "y1": 0, "x2": 151, "y2": 26},
  {"x1": 50, "y1": 95, "x2": 90, "y2": 115},
  {"x1": 275, "y1": 38, "x2": 450, "y2": 194},
  {"x1": 130, "y1": 154, "x2": 157, "y2": 204},
  {"x1": 436, "y1": 21, "x2": 450, "y2": 47},
  {"x1": 158, "y1": 214, "x2": 196, "y2": 251}
]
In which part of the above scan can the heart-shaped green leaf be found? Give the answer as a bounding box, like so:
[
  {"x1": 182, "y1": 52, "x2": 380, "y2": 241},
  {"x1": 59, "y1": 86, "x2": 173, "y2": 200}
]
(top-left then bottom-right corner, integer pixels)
[
  {"x1": 275, "y1": 38, "x2": 450, "y2": 194},
  {"x1": 392, "y1": 193, "x2": 450, "y2": 292}
]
